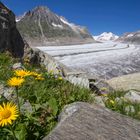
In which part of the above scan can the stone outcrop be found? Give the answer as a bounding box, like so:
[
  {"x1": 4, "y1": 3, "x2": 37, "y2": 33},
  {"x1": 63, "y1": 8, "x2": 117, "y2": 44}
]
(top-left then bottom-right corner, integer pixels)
[
  {"x1": 0, "y1": 2, "x2": 24, "y2": 57},
  {"x1": 44, "y1": 102, "x2": 140, "y2": 140}
]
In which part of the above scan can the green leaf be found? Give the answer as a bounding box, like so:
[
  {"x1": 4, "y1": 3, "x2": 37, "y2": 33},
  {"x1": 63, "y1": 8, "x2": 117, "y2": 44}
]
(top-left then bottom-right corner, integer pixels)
[
  {"x1": 33, "y1": 132, "x2": 39, "y2": 137},
  {"x1": 15, "y1": 124, "x2": 27, "y2": 140},
  {"x1": 3, "y1": 128, "x2": 13, "y2": 135},
  {"x1": 69, "y1": 96, "x2": 75, "y2": 102},
  {"x1": 48, "y1": 98, "x2": 58, "y2": 116},
  {"x1": 34, "y1": 104, "x2": 42, "y2": 110}
]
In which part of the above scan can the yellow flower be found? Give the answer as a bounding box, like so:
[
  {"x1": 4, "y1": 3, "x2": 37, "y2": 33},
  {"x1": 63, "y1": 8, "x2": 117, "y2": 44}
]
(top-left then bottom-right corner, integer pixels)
[
  {"x1": 30, "y1": 72, "x2": 44, "y2": 80},
  {"x1": 15, "y1": 70, "x2": 31, "y2": 77},
  {"x1": 58, "y1": 77, "x2": 63, "y2": 80},
  {"x1": 0, "y1": 102, "x2": 19, "y2": 127},
  {"x1": 30, "y1": 72, "x2": 40, "y2": 77},
  {"x1": 110, "y1": 100, "x2": 115, "y2": 104},
  {"x1": 35, "y1": 76, "x2": 45, "y2": 81},
  {"x1": 101, "y1": 94, "x2": 108, "y2": 97},
  {"x1": 7, "y1": 77, "x2": 24, "y2": 87},
  {"x1": 50, "y1": 70, "x2": 53, "y2": 75},
  {"x1": 100, "y1": 87, "x2": 108, "y2": 91}
]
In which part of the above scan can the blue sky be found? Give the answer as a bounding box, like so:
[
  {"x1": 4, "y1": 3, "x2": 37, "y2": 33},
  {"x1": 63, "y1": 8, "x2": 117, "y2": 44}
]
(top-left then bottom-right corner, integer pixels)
[{"x1": 1, "y1": 0, "x2": 140, "y2": 35}]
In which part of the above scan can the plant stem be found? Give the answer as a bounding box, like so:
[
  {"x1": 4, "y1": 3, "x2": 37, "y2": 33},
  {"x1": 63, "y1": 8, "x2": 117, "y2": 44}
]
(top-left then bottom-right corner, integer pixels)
[
  {"x1": 16, "y1": 87, "x2": 20, "y2": 112},
  {"x1": 9, "y1": 125, "x2": 17, "y2": 140}
]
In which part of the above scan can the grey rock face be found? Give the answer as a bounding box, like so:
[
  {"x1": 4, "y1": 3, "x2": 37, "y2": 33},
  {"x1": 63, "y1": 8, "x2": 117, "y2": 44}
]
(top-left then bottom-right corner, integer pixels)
[
  {"x1": 17, "y1": 6, "x2": 95, "y2": 46},
  {"x1": 117, "y1": 31, "x2": 140, "y2": 44},
  {"x1": 124, "y1": 90, "x2": 140, "y2": 103},
  {"x1": 94, "y1": 96, "x2": 106, "y2": 107},
  {"x1": 44, "y1": 102, "x2": 140, "y2": 140},
  {"x1": 0, "y1": 2, "x2": 24, "y2": 57},
  {"x1": 0, "y1": 84, "x2": 15, "y2": 102},
  {"x1": 115, "y1": 97, "x2": 123, "y2": 105},
  {"x1": 21, "y1": 100, "x2": 33, "y2": 114},
  {"x1": 125, "y1": 105, "x2": 135, "y2": 114},
  {"x1": 12, "y1": 63, "x2": 25, "y2": 70}
]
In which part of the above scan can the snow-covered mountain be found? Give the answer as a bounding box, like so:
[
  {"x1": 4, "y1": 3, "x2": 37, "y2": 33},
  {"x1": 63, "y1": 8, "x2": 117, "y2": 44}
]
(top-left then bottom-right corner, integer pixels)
[
  {"x1": 93, "y1": 32, "x2": 119, "y2": 41},
  {"x1": 117, "y1": 31, "x2": 140, "y2": 44}
]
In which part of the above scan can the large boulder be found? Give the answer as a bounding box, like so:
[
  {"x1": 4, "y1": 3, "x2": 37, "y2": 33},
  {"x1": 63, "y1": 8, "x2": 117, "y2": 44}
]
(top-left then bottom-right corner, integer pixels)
[
  {"x1": 0, "y1": 2, "x2": 24, "y2": 57},
  {"x1": 107, "y1": 72, "x2": 140, "y2": 91},
  {"x1": 44, "y1": 102, "x2": 140, "y2": 140}
]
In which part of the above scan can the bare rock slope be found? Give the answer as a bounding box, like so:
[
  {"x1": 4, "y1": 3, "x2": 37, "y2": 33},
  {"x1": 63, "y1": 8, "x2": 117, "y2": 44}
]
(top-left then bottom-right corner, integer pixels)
[
  {"x1": 16, "y1": 6, "x2": 95, "y2": 46},
  {"x1": 117, "y1": 31, "x2": 140, "y2": 44}
]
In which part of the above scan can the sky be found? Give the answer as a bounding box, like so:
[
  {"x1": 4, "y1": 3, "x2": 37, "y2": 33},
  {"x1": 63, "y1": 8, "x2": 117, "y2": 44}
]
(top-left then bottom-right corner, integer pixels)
[{"x1": 1, "y1": 0, "x2": 140, "y2": 36}]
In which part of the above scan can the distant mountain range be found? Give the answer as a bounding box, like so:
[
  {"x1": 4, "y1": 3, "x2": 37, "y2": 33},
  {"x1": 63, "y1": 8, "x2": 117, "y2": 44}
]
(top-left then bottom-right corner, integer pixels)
[
  {"x1": 117, "y1": 31, "x2": 140, "y2": 44},
  {"x1": 16, "y1": 6, "x2": 95, "y2": 46},
  {"x1": 93, "y1": 32, "x2": 119, "y2": 41}
]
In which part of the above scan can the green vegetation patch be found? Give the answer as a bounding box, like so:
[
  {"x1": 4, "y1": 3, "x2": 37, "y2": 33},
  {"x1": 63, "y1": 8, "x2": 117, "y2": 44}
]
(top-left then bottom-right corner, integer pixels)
[
  {"x1": 0, "y1": 53, "x2": 93, "y2": 140},
  {"x1": 0, "y1": 52, "x2": 140, "y2": 140}
]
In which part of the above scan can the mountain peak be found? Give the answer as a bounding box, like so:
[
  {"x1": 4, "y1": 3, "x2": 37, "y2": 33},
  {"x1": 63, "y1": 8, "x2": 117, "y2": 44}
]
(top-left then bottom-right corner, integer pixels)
[
  {"x1": 16, "y1": 5, "x2": 94, "y2": 46},
  {"x1": 32, "y1": 6, "x2": 50, "y2": 13},
  {"x1": 101, "y1": 32, "x2": 113, "y2": 35},
  {"x1": 94, "y1": 32, "x2": 119, "y2": 41},
  {"x1": 117, "y1": 30, "x2": 140, "y2": 44},
  {"x1": 25, "y1": 6, "x2": 51, "y2": 16}
]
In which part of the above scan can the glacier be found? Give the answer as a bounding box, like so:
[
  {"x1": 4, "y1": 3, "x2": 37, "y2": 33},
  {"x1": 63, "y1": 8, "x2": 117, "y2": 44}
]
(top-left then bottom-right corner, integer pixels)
[{"x1": 37, "y1": 41, "x2": 140, "y2": 80}]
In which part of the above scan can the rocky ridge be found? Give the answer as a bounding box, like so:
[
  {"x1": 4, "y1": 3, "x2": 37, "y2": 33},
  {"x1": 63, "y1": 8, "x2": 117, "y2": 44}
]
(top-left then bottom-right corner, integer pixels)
[
  {"x1": 16, "y1": 6, "x2": 95, "y2": 46},
  {"x1": 117, "y1": 31, "x2": 140, "y2": 44}
]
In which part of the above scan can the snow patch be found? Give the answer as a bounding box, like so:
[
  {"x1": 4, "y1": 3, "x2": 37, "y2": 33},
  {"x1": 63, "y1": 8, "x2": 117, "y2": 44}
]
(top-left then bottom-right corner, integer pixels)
[
  {"x1": 127, "y1": 34, "x2": 134, "y2": 37},
  {"x1": 60, "y1": 17, "x2": 74, "y2": 27},
  {"x1": 52, "y1": 22, "x2": 63, "y2": 29},
  {"x1": 16, "y1": 12, "x2": 26, "y2": 22},
  {"x1": 60, "y1": 17, "x2": 80, "y2": 33}
]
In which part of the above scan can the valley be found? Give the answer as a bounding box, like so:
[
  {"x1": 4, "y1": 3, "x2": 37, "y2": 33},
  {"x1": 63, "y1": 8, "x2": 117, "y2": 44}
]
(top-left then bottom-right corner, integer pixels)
[{"x1": 37, "y1": 41, "x2": 140, "y2": 80}]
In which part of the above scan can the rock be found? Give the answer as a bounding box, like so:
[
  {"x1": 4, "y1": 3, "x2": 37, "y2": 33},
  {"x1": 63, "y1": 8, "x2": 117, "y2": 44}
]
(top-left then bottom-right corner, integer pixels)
[
  {"x1": 12, "y1": 63, "x2": 25, "y2": 70},
  {"x1": 89, "y1": 78, "x2": 114, "y2": 95},
  {"x1": 43, "y1": 102, "x2": 140, "y2": 140},
  {"x1": 21, "y1": 100, "x2": 32, "y2": 114},
  {"x1": 124, "y1": 90, "x2": 140, "y2": 103},
  {"x1": 0, "y1": 2, "x2": 24, "y2": 58},
  {"x1": 0, "y1": 84, "x2": 32, "y2": 113},
  {"x1": 0, "y1": 84, "x2": 16, "y2": 102},
  {"x1": 94, "y1": 96, "x2": 106, "y2": 107},
  {"x1": 125, "y1": 105, "x2": 135, "y2": 114},
  {"x1": 117, "y1": 31, "x2": 140, "y2": 45},
  {"x1": 58, "y1": 103, "x2": 80, "y2": 122},
  {"x1": 107, "y1": 72, "x2": 140, "y2": 91},
  {"x1": 3, "y1": 87, "x2": 15, "y2": 101},
  {"x1": 0, "y1": 84, "x2": 14, "y2": 99},
  {"x1": 115, "y1": 97, "x2": 123, "y2": 105}
]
